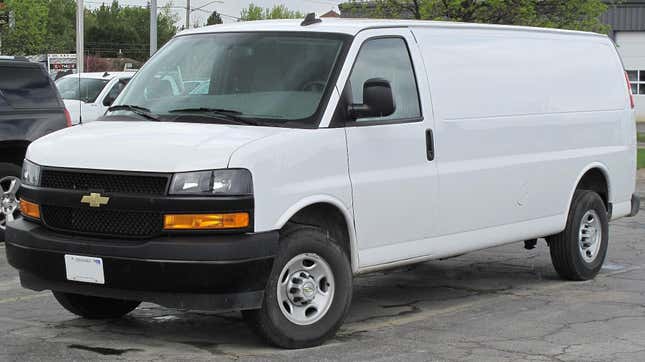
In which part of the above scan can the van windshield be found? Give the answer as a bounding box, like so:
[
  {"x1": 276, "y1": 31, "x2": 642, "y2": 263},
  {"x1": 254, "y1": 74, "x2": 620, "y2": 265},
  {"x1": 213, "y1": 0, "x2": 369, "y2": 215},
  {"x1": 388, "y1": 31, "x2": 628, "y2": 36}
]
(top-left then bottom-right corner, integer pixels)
[{"x1": 111, "y1": 32, "x2": 349, "y2": 128}]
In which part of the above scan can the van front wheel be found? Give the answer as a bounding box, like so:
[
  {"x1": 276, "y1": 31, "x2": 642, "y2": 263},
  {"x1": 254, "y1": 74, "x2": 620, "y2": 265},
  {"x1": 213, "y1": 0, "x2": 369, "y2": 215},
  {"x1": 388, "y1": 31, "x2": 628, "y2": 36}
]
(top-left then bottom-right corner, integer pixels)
[
  {"x1": 548, "y1": 190, "x2": 608, "y2": 281},
  {"x1": 244, "y1": 225, "x2": 353, "y2": 349}
]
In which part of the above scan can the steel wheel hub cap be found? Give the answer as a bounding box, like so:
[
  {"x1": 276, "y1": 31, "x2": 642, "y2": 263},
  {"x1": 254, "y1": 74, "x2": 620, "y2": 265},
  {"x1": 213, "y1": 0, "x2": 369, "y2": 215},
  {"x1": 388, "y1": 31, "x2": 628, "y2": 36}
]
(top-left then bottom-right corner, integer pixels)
[
  {"x1": 277, "y1": 253, "x2": 335, "y2": 326},
  {"x1": 0, "y1": 176, "x2": 21, "y2": 231},
  {"x1": 579, "y1": 209, "x2": 602, "y2": 263}
]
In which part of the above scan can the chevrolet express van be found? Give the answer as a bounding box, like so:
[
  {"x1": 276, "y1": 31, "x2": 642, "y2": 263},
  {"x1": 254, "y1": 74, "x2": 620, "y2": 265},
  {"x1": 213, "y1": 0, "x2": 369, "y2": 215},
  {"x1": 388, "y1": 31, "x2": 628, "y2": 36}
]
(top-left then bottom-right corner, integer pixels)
[{"x1": 5, "y1": 17, "x2": 639, "y2": 348}]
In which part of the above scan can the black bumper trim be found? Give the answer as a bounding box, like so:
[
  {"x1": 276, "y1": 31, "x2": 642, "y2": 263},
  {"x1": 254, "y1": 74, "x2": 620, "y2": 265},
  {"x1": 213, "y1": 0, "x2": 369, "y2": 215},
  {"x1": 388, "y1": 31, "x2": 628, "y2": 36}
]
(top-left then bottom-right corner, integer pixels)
[
  {"x1": 7, "y1": 241, "x2": 274, "y2": 294},
  {"x1": 6, "y1": 218, "x2": 278, "y2": 261},
  {"x1": 20, "y1": 271, "x2": 264, "y2": 312},
  {"x1": 5, "y1": 219, "x2": 279, "y2": 311},
  {"x1": 629, "y1": 193, "x2": 640, "y2": 217}
]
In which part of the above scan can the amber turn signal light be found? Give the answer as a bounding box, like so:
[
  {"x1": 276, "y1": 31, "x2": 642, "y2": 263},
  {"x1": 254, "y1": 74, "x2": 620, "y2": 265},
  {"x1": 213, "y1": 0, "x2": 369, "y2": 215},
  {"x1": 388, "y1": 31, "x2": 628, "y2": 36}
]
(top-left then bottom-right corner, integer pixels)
[
  {"x1": 163, "y1": 212, "x2": 249, "y2": 230},
  {"x1": 19, "y1": 199, "x2": 40, "y2": 219}
]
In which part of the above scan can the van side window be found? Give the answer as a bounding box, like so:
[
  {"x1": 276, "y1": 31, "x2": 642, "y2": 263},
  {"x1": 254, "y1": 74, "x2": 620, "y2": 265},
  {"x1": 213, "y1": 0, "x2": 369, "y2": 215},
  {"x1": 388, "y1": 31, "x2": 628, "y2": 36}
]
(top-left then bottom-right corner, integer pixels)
[{"x1": 348, "y1": 37, "x2": 421, "y2": 122}]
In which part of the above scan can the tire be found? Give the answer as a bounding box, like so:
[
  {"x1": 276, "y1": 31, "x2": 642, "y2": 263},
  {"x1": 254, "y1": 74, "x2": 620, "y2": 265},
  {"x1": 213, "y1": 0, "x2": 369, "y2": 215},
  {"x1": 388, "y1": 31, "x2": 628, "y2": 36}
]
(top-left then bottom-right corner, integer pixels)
[
  {"x1": 0, "y1": 162, "x2": 22, "y2": 242},
  {"x1": 547, "y1": 190, "x2": 608, "y2": 281},
  {"x1": 244, "y1": 225, "x2": 353, "y2": 349},
  {"x1": 53, "y1": 292, "x2": 141, "y2": 319}
]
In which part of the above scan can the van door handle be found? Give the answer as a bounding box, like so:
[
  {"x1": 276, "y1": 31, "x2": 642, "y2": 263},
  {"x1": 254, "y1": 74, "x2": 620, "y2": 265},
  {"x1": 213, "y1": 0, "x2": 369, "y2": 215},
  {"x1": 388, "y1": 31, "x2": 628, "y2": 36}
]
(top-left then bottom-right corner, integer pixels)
[{"x1": 426, "y1": 129, "x2": 435, "y2": 161}]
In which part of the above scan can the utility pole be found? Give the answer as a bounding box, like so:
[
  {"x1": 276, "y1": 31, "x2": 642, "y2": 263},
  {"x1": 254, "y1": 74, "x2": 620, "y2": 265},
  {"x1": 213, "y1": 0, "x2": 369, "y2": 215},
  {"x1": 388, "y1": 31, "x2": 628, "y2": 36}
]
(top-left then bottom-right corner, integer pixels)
[
  {"x1": 185, "y1": 0, "x2": 190, "y2": 29},
  {"x1": 76, "y1": 0, "x2": 84, "y2": 72},
  {"x1": 150, "y1": 0, "x2": 157, "y2": 56}
]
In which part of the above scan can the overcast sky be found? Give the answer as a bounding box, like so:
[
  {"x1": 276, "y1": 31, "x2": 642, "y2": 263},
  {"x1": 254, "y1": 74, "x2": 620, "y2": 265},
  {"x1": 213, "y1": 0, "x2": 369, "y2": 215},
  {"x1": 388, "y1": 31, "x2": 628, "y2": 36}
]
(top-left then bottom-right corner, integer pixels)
[{"x1": 86, "y1": 0, "x2": 344, "y2": 26}]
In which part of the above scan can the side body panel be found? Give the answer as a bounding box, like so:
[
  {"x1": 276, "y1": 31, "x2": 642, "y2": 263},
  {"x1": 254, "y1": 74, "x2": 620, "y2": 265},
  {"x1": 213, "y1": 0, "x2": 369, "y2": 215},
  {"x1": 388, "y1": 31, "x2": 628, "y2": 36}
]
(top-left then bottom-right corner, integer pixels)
[
  {"x1": 407, "y1": 27, "x2": 633, "y2": 259},
  {"x1": 227, "y1": 128, "x2": 357, "y2": 268},
  {"x1": 358, "y1": 27, "x2": 635, "y2": 270}
]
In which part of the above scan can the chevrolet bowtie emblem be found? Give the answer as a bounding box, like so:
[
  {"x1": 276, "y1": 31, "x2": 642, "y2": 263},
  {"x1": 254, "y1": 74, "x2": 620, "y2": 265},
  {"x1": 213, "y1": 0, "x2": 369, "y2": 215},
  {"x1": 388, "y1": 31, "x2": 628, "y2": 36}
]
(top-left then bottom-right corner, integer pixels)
[{"x1": 81, "y1": 193, "x2": 110, "y2": 208}]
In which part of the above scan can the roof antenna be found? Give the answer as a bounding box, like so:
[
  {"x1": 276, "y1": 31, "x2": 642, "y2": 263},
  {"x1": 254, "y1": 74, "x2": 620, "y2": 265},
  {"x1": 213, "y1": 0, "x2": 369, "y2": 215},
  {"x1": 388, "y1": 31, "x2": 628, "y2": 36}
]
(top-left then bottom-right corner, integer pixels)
[{"x1": 301, "y1": 13, "x2": 321, "y2": 26}]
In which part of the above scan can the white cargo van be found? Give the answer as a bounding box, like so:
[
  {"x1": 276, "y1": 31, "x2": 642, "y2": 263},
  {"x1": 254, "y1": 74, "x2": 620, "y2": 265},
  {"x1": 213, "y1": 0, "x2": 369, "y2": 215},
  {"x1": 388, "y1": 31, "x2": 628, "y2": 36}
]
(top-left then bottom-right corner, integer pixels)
[{"x1": 4, "y1": 17, "x2": 639, "y2": 348}]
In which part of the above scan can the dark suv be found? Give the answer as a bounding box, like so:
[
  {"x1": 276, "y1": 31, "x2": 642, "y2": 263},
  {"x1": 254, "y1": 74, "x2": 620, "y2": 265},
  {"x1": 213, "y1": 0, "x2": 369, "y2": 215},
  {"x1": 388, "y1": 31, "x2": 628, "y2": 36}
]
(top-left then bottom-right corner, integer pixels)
[{"x1": 0, "y1": 57, "x2": 69, "y2": 241}]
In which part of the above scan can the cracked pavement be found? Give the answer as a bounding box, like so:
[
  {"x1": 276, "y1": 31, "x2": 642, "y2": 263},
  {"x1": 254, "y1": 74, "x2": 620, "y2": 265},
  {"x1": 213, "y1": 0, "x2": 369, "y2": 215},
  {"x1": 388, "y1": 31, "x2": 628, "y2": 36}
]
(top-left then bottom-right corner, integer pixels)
[{"x1": 2, "y1": 175, "x2": 645, "y2": 361}]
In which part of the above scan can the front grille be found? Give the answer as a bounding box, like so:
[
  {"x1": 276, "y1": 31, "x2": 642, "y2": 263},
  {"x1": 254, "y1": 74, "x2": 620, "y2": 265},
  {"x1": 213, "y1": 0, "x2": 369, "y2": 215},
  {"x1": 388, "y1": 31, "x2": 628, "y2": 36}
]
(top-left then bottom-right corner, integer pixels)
[
  {"x1": 41, "y1": 169, "x2": 169, "y2": 195},
  {"x1": 41, "y1": 205, "x2": 163, "y2": 238}
]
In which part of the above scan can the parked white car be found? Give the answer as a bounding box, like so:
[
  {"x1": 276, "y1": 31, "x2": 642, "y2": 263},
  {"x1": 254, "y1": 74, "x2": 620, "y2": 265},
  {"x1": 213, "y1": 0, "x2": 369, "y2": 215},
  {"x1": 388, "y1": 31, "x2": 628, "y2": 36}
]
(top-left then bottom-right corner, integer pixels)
[
  {"x1": 6, "y1": 17, "x2": 638, "y2": 349},
  {"x1": 55, "y1": 72, "x2": 133, "y2": 124}
]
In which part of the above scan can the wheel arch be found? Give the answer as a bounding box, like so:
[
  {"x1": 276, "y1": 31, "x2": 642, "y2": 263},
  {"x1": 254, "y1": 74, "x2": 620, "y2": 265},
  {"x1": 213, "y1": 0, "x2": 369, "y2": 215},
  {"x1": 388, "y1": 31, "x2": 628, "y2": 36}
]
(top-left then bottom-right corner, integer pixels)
[
  {"x1": 274, "y1": 196, "x2": 358, "y2": 273},
  {"x1": 566, "y1": 162, "x2": 611, "y2": 217},
  {"x1": 0, "y1": 140, "x2": 30, "y2": 166}
]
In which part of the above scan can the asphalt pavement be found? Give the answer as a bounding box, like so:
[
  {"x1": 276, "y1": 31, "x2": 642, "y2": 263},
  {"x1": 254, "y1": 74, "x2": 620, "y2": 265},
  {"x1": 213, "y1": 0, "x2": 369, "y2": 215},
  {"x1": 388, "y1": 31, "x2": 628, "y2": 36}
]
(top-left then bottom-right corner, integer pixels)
[{"x1": 1, "y1": 175, "x2": 645, "y2": 361}]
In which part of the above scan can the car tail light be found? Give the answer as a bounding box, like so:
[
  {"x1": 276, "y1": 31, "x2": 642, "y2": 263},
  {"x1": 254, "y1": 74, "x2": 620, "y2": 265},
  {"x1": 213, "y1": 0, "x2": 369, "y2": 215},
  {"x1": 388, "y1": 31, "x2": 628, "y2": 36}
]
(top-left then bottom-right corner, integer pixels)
[
  {"x1": 64, "y1": 108, "x2": 72, "y2": 127},
  {"x1": 626, "y1": 71, "x2": 635, "y2": 109}
]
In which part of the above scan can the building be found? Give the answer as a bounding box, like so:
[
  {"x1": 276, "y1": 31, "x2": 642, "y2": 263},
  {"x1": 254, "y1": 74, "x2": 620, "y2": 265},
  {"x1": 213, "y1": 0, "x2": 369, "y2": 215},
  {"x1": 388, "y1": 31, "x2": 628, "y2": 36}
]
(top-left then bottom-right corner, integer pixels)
[
  {"x1": 339, "y1": 0, "x2": 645, "y2": 121},
  {"x1": 320, "y1": 10, "x2": 341, "y2": 18},
  {"x1": 602, "y1": 0, "x2": 645, "y2": 121},
  {"x1": 339, "y1": 2, "x2": 416, "y2": 18}
]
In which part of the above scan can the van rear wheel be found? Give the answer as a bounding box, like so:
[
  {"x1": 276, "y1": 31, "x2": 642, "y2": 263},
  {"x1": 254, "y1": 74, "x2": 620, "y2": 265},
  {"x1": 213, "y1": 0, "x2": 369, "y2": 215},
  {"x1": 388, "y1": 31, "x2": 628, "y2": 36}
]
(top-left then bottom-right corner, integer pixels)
[
  {"x1": 547, "y1": 190, "x2": 608, "y2": 281},
  {"x1": 243, "y1": 225, "x2": 352, "y2": 349}
]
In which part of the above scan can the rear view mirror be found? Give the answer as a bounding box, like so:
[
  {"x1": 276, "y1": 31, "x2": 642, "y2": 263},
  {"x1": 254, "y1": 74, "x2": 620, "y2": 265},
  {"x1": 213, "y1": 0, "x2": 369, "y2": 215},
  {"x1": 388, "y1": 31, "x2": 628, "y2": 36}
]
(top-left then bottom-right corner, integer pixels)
[
  {"x1": 103, "y1": 94, "x2": 116, "y2": 107},
  {"x1": 348, "y1": 78, "x2": 396, "y2": 119}
]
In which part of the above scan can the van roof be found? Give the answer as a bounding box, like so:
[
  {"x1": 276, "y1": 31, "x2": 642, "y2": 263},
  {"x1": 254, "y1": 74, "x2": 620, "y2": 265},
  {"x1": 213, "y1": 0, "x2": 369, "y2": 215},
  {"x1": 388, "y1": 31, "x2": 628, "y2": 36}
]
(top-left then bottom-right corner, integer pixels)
[{"x1": 181, "y1": 18, "x2": 606, "y2": 39}]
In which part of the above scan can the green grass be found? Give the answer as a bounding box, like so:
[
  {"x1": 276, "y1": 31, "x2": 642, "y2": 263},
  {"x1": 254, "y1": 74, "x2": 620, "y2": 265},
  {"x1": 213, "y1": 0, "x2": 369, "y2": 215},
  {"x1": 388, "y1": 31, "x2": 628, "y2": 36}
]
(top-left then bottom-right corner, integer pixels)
[
  {"x1": 638, "y1": 133, "x2": 645, "y2": 143},
  {"x1": 638, "y1": 149, "x2": 645, "y2": 169}
]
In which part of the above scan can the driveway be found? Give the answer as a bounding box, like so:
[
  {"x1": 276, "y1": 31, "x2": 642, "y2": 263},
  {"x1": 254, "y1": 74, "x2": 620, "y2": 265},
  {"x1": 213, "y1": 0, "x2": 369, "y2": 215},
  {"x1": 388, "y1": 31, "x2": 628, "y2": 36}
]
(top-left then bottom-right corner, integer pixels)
[{"x1": 1, "y1": 177, "x2": 645, "y2": 361}]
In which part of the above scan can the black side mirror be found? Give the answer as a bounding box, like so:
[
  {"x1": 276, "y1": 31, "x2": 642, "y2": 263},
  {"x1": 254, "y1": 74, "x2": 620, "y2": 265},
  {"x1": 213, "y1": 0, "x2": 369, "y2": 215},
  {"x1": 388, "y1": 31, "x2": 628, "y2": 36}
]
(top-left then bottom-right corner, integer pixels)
[
  {"x1": 348, "y1": 78, "x2": 396, "y2": 119},
  {"x1": 103, "y1": 95, "x2": 115, "y2": 107}
]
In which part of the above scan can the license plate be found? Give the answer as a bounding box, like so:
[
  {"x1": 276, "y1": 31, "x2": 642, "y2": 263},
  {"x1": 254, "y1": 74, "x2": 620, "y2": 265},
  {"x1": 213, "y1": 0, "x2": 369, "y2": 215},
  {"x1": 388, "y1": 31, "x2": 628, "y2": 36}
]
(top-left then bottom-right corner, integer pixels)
[{"x1": 64, "y1": 255, "x2": 105, "y2": 284}]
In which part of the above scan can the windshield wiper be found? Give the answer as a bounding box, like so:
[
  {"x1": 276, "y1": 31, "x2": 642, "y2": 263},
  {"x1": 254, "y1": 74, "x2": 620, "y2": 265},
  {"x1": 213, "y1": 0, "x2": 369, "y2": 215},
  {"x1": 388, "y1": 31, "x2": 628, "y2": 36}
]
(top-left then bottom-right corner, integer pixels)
[
  {"x1": 169, "y1": 107, "x2": 243, "y2": 115},
  {"x1": 168, "y1": 107, "x2": 263, "y2": 126},
  {"x1": 107, "y1": 104, "x2": 162, "y2": 122}
]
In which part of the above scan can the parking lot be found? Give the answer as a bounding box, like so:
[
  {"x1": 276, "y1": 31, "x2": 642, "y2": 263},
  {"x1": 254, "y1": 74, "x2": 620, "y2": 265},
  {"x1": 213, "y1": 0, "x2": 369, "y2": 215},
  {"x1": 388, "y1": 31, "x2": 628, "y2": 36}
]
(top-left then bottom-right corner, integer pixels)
[{"x1": 0, "y1": 173, "x2": 644, "y2": 361}]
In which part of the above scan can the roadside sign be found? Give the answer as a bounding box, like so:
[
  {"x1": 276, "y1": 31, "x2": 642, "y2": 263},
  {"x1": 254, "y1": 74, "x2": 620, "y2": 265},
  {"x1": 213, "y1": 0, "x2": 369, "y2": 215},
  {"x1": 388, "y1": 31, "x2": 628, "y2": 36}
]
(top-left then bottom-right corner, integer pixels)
[{"x1": 47, "y1": 54, "x2": 77, "y2": 79}]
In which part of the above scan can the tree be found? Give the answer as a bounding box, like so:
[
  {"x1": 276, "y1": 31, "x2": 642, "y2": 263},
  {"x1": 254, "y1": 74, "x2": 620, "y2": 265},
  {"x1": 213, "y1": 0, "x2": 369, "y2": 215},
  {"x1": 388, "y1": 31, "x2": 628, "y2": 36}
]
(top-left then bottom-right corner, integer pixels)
[
  {"x1": 0, "y1": 0, "x2": 177, "y2": 59},
  {"x1": 206, "y1": 10, "x2": 223, "y2": 25},
  {"x1": 85, "y1": 1, "x2": 177, "y2": 61},
  {"x1": 343, "y1": 0, "x2": 610, "y2": 33},
  {"x1": 2, "y1": 0, "x2": 48, "y2": 55},
  {"x1": 240, "y1": 3, "x2": 304, "y2": 21},
  {"x1": 45, "y1": 0, "x2": 76, "y2": 53}
]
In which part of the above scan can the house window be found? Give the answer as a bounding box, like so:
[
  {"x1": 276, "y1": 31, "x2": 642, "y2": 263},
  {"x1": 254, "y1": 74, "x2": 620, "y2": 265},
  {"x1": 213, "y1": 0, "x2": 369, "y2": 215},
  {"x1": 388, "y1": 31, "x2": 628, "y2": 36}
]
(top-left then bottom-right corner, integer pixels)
[{"x1": 628, "y1": 70, "x2": 645, "y2": 95}]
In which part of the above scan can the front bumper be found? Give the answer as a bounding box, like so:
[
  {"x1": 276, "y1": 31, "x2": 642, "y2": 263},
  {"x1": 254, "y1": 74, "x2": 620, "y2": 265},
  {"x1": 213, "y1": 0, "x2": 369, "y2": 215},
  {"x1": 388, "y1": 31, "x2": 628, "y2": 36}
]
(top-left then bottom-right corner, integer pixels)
[{"x1": 6, "y1": 219, "x2": 279, "y2": 311}]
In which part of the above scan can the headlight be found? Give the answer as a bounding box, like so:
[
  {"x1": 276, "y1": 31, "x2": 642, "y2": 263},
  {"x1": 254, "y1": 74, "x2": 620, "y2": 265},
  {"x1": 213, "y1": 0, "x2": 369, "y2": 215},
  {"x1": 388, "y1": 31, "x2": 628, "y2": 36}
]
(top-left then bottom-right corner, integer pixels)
[
  {"x1": 169, "y1": 169, "x2": 252, "y2": 195},
  {"x1": 22, "y1": 160, "x2": 41, "y2": 186}
]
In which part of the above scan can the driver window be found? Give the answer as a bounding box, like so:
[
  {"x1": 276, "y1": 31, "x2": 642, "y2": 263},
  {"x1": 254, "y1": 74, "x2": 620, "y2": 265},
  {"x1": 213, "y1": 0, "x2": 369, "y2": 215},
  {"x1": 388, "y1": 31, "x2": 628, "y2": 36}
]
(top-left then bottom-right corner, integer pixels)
[{"x1": 348, "y1": 37, "x2": 421, "y2": 122}]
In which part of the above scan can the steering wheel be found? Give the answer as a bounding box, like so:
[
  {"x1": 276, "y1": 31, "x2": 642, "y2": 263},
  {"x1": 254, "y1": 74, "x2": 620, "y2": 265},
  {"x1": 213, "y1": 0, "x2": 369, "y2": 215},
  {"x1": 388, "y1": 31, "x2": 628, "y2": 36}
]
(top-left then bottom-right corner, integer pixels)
[{"x1": 301, "y1": 80, "x2": 326, "y2": 92}]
